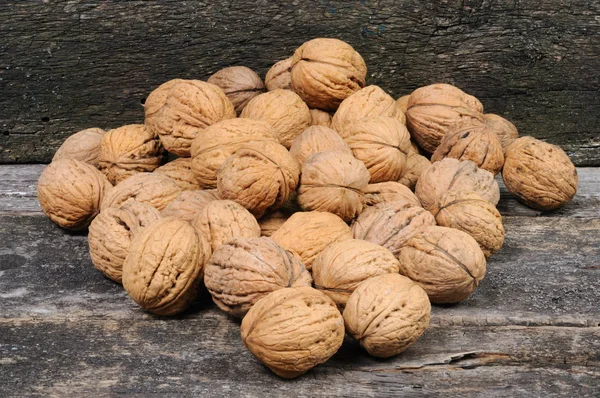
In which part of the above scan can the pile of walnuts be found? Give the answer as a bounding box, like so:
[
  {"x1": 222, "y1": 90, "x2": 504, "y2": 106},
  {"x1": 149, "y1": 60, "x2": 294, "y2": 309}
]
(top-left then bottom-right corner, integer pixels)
[{"x1": 38, "y1": 38, "x2": 578, "y2": 379}]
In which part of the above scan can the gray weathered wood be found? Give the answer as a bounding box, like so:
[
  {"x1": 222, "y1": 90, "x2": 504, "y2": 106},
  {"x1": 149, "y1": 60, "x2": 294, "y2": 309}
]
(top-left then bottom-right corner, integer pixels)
[{"x1": 1, "y1": 1, "x2": 599, "y2": 165}]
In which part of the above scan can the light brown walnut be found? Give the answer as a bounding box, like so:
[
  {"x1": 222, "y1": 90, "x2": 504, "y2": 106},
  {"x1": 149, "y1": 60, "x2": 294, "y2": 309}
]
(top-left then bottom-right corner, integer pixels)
[
  {"x1": 396, "y1": 95, "x2": 410, "y2": 114},
  {"x1": 52, "y1": 127, "x2": 106, "y2": 167},
  {"x1": 101, "y1": 172, "x2": 182, "y2": 211},
  {"x1": 289, "y1": 125, "x2": 352, "y2": 167},
  {"x1": 154, "y1": 158, "x2": 201, "y2": 191},
  {"x1": 483, "y1": 114, "x2": 519, "y2": 153},
  {"x1": 363, "y1": 181, "x2": 421, "y2": 208},
  {"x1": 265, "y1": 58, "x2": 292, "y2": 91},
  {"x1": 160, "y1": 189, "x2": 220, "y2": 222},
  {"x1": 309, "y1": 109, "x2": 333, "y2": 128},
  {"x1": 398, "y1": 150, "x2": 432, "y2": 191},
  {"x1": 207, "y1": 66, "x2": 265, "y2": 115},
  {"x1": 258, "y1": 209, "x2": 296, "y2": 237}
]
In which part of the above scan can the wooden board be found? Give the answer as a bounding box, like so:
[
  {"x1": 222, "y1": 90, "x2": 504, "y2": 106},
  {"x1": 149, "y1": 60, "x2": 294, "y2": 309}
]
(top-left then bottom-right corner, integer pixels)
[{"x1": 1, "y1": 0, "x2": 599, "y2": 165}]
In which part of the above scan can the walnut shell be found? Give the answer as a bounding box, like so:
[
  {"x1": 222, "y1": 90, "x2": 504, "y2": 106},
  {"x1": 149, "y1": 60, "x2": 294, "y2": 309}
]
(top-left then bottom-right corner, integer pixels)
[
  {"x1": 398, "y1": 151, "x2": 432, "y2": 191},
  {"x1": 312, "y1": 239, "x2": 400, "y2": 309},
  {"x1": 398, "y1": 226, "x2": 486, "y2": 303},
  {"x1": 406, "y1": 84, "x2": 483, "y2": 153},
  {"x1": 37, "y1": 159, "x2": 112, "y2": 230},
  {"x1": 122, "y1": 217, "x2": 210, "y2": 315},
  {"x1": 332, "y1": 86, "x2": 406, "y2": 134},
  {"x1": 154, "y1": 157, "x2": 201, "y2": 191},
  {"x1": 205, "y1": 237, "x2": 312, "y2": 317},
  {"x1": 240, "y1": 286, "x2": 344, "y2": 379},
  {"x1": 297, "y1": 151, "x2": 370, "y2": 222},
  {"x1": 98, "y1": 124, "x2": 164, "y2": 185},
  {"x1": 339, "y1": 116, "x2": 411, "y2": 183},
  {"x1": 88, "y1": 200, "x2": 161, "y2": 283},
  {"x1": 289, "y1": 125, "x2": 352, "y2": 166},
  {"x1": 431, "y1": 117, "x2": 504, "y2": 175},
  {"x1": 160, "y1": 189, "x2": 220, "y2": 222},
  {"x1": 271, "y1": 211, "x2": 352, "y2": 271},
  {"x1": 363, "y1": 181, "x2": 421, "y2": 208},
  {"x1": 290, "y1": 38, "x2": 367, "y2": 111},
  {"x1": 52, "y1": 127, "x2": 106, "y2": 167},
  {"x1": 192, "y1": 200, "x2": 261, "y2": 252},
  {"x1": 343, "y1": 274, "x2": 431, "y2": 358},
  {"x1": 265, "y1": 58, "x2": 292, "y2": 91},
  {"x1": 396, "y1": 95, "x2": 410, "y2": 114},
  {"x1": 415, "y1": 158, "x2": 500, "y2": 214},
  {"x1": 101, "y1": 173, "x2": 182, "y2": 211},
  {"x1": 207, "y1": 66, "x2": 265, "y2": 115},
  {"x1": 240, "y1": 89, "x2": 311, "y2": 148},
  {"x1": 190, "y1": 118, "x2": 279, "y2": 188},
  {"x1": 434, "y1": 191, "x2": 504, "y2": 258},
  {"x1": 502, "y1": 136, "x2": 577, "y2": 210},
  {"x1": 217, "y1": 140, "x2": 300, "y2": 218},
  {"x1": 258, "y1": 209, "x2": 295, "y2": 237},
  {"x1": 309, "y1": 109, "x2": 333, "y2": 128},
  {"x1": 484, "y1": 114, "x2": 519, "y2": 153},
  {"x1": 351, "y1": 201, "x2": 436, "y2": 256},
  {"x1": 144, "y1": 79, "x2": 236, "y2": 157}
]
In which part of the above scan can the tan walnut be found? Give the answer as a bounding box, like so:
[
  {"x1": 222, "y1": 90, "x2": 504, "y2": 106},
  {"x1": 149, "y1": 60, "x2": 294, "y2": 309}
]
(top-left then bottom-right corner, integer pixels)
[
  {"x1": 88, "y1": 200, "x2": 161, "y2": 283},
  {"x1": 289, "y1": 125, "x2": 352, "y2": 167},
  {"x1": 434, "y1": 190, "x2": 504, "y2": 258},
  {"x1": 37, "y1": 159, "x2": 112, "y2": 230},
  {"x1": 240, "y1": 89, "x2": 311, "y2": 149},
  {"x1": 98, "y1": 124, "x2": 164, "y2": 185},
  {"x1": 241, "y1": 286, "x2": 344, "y2": 379},
  {"x1": 309, "y1": 109, "x2": 333, "y2": 128},
  {"x1": 217, "y1": 140, "x2": 299, "y2": 218},
  {"x1": 154, "y1": 157, "x2": 201, "y2": 191},
  {"x1": 363, "y1": 181, "x2": 421, "y2": 208},
  {"x1": 190, "y1": 118, "x2": 279, "y2": 189},
  {"x1": 343, "y1": 274, "x2": 431, "y2": 358},
  {"x1": 160, "y1": 189, "x2": 220, "y2": 222},
  {"x1": 265, "y1": 58, "x2": 292, "y2": 91},
  {"x1": 502, "y1": 136, "x2": 577, "y2": 210},
  {"x1": 258, "y1": 209, "x2": 296, "y2": 237},
  {"x1": 352, "y1": 201, "x2": 436, "y2": 256},
  {"x1": 398, "y1": 150, "x2": 432, "y2": 191},
  {"x1": 207, "y1": 66, "x2": 265, "y2": 115},
  {"x1": 122, "y1": 217, "x2": 211, "y2": 315},
  {"x1": 290, "y1": 38, "x2": 367, "y2": 111},
  {"x1": 101, "y1": 172, "x2": 182, "y2": 211},
  {"x1": 339, "y1": 116, "x2": 411, "y2": 183},
  {"x1": 416, "y1": 158, "x2": 500, "y2": 215},
  {"x1": 204, "y1": 237, "x2": 312, "y2": 317},
  {"x1": 297, "y1": 151, "x2": 370, "y2": 222},
  {"x1": 396, "y1": 94, "x2": 410, "y2": 114},
  {"x1": 483, "y1": 113, "x2": 519, "y2": 153},
  {"x1": 312, "y1": 239, "x2": 400, "y2": 309},
  {"x1": 397, "y1": 225, "x2": 487, "y2": 303},
  {"x1": 271, "y1": 211, "x2": 353, "y2": 271},
  {"x1": 144, "y1": 79, "x2": 236, "y2": 157},
  {"x1": 52, "y1": 127, "x2": 105, "y2": 167},
  {"x1": 406, "y1": 83, "x2": 483, "y2": 153}
]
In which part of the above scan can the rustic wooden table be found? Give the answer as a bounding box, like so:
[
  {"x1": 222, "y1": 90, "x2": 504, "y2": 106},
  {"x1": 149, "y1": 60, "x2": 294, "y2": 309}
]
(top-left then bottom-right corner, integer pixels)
[{"x1": 0, "y1": 165, "x2": 598, "y2": 397}]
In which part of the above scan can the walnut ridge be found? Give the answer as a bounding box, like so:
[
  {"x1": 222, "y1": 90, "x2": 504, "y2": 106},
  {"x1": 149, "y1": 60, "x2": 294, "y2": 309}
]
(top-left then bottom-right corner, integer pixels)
[{"x1": 265, "y1": 58, "x2": 292, "y2": 91}]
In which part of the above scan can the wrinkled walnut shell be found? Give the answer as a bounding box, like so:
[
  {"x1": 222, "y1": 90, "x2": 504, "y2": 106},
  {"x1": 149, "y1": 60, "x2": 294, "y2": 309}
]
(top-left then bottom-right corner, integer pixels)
[
  {"x1": 398, "y1": 151, "x2": 432, "y2": 191},
  {"x1": 207, "y1": 66, "x2": 265, "y2": 115},
  {"x1": 53, "y1": 127, "x2": 106, "y2": 167},
  {"x1": 363, "y1": 181, "x2": 421, "y2": 208},
  {"x1": 309, "y1": 109, "x2": 333, "y2": 128},
  {"x1": 289, "y1": 125, "x2": 352, "y2": 166},
  {"x1": 101, "y1": 172, "x2": 182, "y2": 211},
  {"x1": 483, "y1": 114, "x2": 519, "y2": 153},
  {"x1": 258, "y1": 209, "x2": 295, "y2": 237},
  {"x1": 154, "y1": 157, "x2": 201, "y2": 191},
  {"x1": 396, "y1": 95, "x2": 410, "y2": 114},
  {"x1": 265, "y1": 58, "x2": 292, "y2": 91},
  {"x1": 160, "y1": 189, "x2": 220, "y2": 222}
]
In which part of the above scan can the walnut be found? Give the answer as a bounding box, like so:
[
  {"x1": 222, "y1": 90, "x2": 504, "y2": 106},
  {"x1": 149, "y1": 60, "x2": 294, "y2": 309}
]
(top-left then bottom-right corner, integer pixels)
[
  {"x1": 101, "y1": 172, "x2": 182, "y2": 211},
  {"x1": 122, "y1": 217, "x2": 210, "y2": 315},
  {"x1": 398, "y1": 151, "x2": 432, "y2": 191},
  {"x1": 217, "y1": 140, "x2": 299, "y2": 218},
  {"x1": 415, "y1": 158, "x2": 500, "y2": 214},
  {"x1": 434, "y1": 190, "x2": 504, "y2": 258},
  {"x1": 240, "y1": 286, "x2": 344, "y2": 379},
  {"x1": 502, "y1": 136, "x2": 577, "y2": 210},
  {"x1": 154, "y1": 157, "x2": 201, "y2": 191},
  {"x1": 309, "y1": 109, "x2": 333, "y2": 128},
  {"x1": 98, "y1": 124, "x2": 164, "y2": 185},
  {"x1": 290, "y1": 38, "x2": 367, "y2": 111},
  {"x1": 190, "y1": 118, "x2": 279, "y2": 189},
  {"x1": 88, "y1": 200, "x2": 161, "y2": 283},
  {"x1": 396, "y1": 94, "x2": 410, "y2": 114},
  {"x1": 312, "y1": 239, "x2": 400, "y2": 309},
  {"x1": 339, "y1": 116, "x2": 411, "y2": 183},
  {"x1": 406, "y1": 83, "x2": 483, "y2": 153},
  {"x1": 343, "y1": 274, "x2": 430, "y2": 358},
  {"x1": 483, "y1": 114, "x2": 519, "y2": 152},
  {"x1": 52, "y1": 127, "x2": 105, "y2": 167},
  {"x1": 258, "y1": 209, "x2": 295, "y2": 237},
  {"x1": 363, "y1": 181, "x2": 421, "y2": 208},
  {"x1": 289, "y1": 125, "x2": 352, "y2": 167},
  {"x1": 332, "y1": 86, "x2": 406, "y2": 134},
  {"x1": 431, "y1": 117, "x2": 504, "y2": 175},
  {"x1": 240, "y1": 89, "x2": 311, "y2": 148},
  {"x1": 297, "y1": 151, "x2": 370, "y2": 222},
  {"x1": 37, "y1": 159, "x2": 112, "y2": 230},
  {"x1": 397, "y1": 225, "x2": 487, "y2": 303},
  {"x1": 271, "y1": 211, "x2": 352, "y2": 271},
  {"x1": 144, "y1": 79, "x2": 236, "y2": 157},
  {"x1": 204, "y1": 237, "x2": 312, "y2": 317},
  {"x1": 207, "y1": 66, "x2": 265, "y2": 115},
  {"x1": 160, "y1": 189, "x2": 220, "y2": 222},
  {"x1": 265, "y1": 58, "x2": 292, "y2": 91},
  {"x1": 351, "y1": 201, "x2": 435, "y2": 256}
]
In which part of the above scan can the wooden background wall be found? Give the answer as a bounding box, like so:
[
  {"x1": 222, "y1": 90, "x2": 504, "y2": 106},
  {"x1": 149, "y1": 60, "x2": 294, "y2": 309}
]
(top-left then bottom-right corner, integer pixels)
[{"x1": 1, "y1": 0, "x2": 598, "y2": 165}]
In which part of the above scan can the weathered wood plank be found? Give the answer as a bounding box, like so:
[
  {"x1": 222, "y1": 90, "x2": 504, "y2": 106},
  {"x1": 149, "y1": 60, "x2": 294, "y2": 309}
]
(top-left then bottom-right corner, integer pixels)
[{"x1": 1, "y1": 1, "x2": 599, "y2": 164}]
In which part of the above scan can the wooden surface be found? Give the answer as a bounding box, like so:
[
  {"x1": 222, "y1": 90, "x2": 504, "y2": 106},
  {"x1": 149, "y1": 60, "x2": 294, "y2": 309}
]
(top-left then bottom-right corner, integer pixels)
[
  {"x1": 1, "y1": 0, "x2": 599, "y2": 165},
  {"x1": 0, "y1": 165, "x2": 599, "y2": 397}
]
